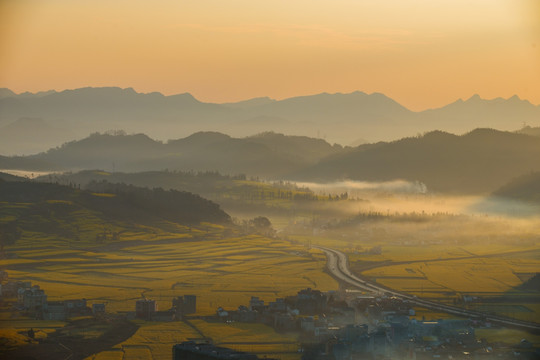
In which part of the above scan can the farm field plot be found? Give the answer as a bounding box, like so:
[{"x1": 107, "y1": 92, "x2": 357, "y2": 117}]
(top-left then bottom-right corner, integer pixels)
[
  {"x1": 85, "y1": 319, "x2": 301, "y2": 360},
  {"x1": 361, "y1": 251, "x2": 540, "y2": 294},
  {"x1": 2, "y1": 231, "x2": 336, "y2": 359},
  {"x1": 190, "y1": 320, "x2": 300, "y2": 360},
  {"x1": 5, "y1": 235, "x2": 336, "y2": 313},
  {"x1": 107, "y1": 321, "x2": 201, "y2": 360},
  {"x1": 358, "y1": 247, "x2": 540, "y2": 321}
]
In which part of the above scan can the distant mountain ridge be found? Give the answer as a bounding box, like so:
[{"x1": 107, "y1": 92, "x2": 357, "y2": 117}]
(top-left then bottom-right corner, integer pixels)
[
  {"x1": 1, "y1": 87, "x2": 538, "y2": 155},
  {"x1": 2, "y1": 128, "x2": 540, "y2": 194}
]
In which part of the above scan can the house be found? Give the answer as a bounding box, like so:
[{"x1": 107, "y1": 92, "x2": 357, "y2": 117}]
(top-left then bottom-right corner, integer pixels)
[
  {"x1": 268, "y1": 298, "x2": 287, "y2": 312},
  {"x1": 64, "y1": 299, "x2": 88, "y2": 315},
  {"x1": 41, "y1": 299, "x2": 90, "y2": 320},
  {"x1": 22, "y1": 286, "x2": 47, "y2": 313},
  {"x1": 173, "y1": 294, "x2": 197, "y2": 318},
  {"x1": 295, "y1": 288, "x2": 327, "y2": 314},
  {"x1": 135, "y1": 298, "x2": 157, "y2": 320},
  {"x1": 233, "y1": 306, "x2": 258, "y2": 323},
  {"x1": 17, "y1": 283, "x2": 34, "y2": 304},
  {"x1": 43, "y1": 301, "x2": 66, "y2": 320},
  {"x1": 249, "y1": 296, "x2": 265, "y2": 311}
]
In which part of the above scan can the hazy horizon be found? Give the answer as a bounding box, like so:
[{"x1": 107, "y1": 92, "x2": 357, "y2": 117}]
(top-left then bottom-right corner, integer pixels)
[
  {"x1": 1, "y1": 2, "x2": 539, "y2": 358},
  {"x1": 1, "y1": 0, "x2": 539, "y2": 111}
]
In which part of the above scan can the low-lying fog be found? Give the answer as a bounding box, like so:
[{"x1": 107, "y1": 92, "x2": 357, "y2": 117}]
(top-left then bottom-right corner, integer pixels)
[
  {"x1": 281, "y1": 180, "x2": 540, "y2": 245},
  {"x1": 295, "y1": 179, "x2": 539, "y2": 218}
]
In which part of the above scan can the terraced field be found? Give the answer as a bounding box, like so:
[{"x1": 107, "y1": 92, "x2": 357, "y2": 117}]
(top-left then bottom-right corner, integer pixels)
[{"x1": 2, "y1": 230, "x2": 336, "y2": 359}]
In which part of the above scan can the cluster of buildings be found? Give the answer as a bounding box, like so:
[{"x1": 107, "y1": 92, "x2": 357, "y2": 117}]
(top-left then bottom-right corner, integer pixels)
[
  {"x1": 0, "y1": 272, "x2": 195, "y2": 323},
  {"x1": 214, "y1": 288, "x2": 360, "y2": 334},
  {"x1": 211, "y1": 288, "x2": 539, "y2": 360},
  {"x1": 2, "y1": 272, "x2": 537, "y2": 359},
  {"x1": 0, "y1": 279, "x2": 104, "y2": 320},
  {"x1": 134, "y1": 294, "x2": 196, "y2": 321}
]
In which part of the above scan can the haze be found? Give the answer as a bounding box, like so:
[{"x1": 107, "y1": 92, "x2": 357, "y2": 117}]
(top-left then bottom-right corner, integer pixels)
[{"x1": 1, "y1": 1, "x2": 540, "y2": 359}]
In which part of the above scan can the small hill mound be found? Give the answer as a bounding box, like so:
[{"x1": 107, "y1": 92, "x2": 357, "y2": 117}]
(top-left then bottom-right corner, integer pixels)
[{"x1": 492, "y1": 172, "x2": 540, "y2": 204}]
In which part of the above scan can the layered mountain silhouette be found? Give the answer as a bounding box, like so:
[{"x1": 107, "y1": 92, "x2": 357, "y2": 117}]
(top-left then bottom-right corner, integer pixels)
[
  {"x1": 2, "y1": 129, "x2": 540, "y2": 194},
  {"x1": 6, "y1": 131, "x2": 341, "y2": 177},
  {"x1": 1, "y1": 87, "x2": 538, "y2": 154}
]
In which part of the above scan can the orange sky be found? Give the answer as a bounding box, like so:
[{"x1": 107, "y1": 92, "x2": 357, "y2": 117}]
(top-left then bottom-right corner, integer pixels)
[{"x1": 1, "y1": 0, "x2": 539, "y2": 110}]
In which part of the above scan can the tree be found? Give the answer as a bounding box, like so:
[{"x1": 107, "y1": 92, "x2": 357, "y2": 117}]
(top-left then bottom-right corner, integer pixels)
[
  {"x1": 249, "y1": 216, "x2": 275, "y2": 237},
  {"x1": 251, "y1": 216, "x2": 272, "y2": 229},
  {"x1": 0, "y1": 221, "x2": 21, "y2": 258}
]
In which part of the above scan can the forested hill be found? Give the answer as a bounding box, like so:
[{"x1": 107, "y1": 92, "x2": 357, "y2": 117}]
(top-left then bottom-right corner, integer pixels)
[
  {"x1": 4, "y1": 128, "x2": 540, "y2": 195},
  {"x1": 14, "y1": 131, "x2": 341, "y2": 177},
  {"x1": 290, "y1": 129, "x2": 540, "y2": 194},
  {"x1": 0, "y1": 179, "x2": 231, "y2": 227}
]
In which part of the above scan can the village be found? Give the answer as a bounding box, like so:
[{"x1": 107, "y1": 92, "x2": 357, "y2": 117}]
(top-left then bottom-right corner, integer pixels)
[{"x1": 1, "y1": 269, "x2": 537, "y2": 360}]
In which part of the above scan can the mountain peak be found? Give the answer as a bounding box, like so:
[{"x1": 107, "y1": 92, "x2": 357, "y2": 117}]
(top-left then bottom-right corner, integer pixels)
[
  {"x1": 168, "y1": 92, "x2": 199, "y2": 103},
  {"x1": 467, "y1": 94, "x2": 482, "y2": 102}
]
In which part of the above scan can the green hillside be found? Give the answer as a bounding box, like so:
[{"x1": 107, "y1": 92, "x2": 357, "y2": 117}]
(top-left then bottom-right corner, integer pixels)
[{"x1": 0, "y1": 179, "x2": 230, "y2": 247}]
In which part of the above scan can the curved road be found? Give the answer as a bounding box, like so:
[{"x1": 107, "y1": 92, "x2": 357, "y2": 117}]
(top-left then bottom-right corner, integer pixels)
[{"x1": 314, "y1": 245, "x2": 540, "y2": 332}]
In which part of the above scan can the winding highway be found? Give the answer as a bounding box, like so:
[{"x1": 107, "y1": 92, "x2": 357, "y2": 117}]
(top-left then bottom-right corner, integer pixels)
[{"x1": 314, "y1": 245, "x2": 540, "y2": 333}]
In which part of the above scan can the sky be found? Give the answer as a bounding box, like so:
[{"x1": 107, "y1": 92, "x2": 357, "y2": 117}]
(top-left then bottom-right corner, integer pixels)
[{"x1": 1, "y1": 0, "x2": 539, "y2": 111}]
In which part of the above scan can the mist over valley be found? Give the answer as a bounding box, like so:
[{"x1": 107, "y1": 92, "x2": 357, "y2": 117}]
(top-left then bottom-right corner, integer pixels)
[{"x1": 2, "y1": 1, "x2": 540, "y2": 357}]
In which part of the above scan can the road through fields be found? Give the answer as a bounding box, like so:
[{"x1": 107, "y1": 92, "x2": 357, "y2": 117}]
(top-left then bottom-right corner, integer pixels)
[{"x1": 314, "y1": 246, "x2": 540, "y2": 333}]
